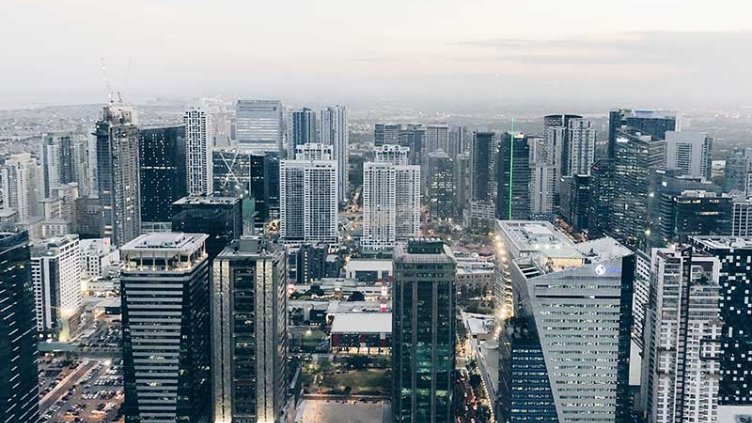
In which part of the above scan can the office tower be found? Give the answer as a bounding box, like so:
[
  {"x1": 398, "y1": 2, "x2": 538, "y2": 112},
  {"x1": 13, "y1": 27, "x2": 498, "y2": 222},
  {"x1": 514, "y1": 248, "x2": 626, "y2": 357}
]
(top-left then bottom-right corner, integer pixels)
[
  {"x1": 235, "y1": 100, "x2": 283, "y2": 153},
  {"x1": 649, "y1": 173, "x2": 732, "y2": 246},
  {"x1": 212, "y1": 148, "x2": 280, "y2": 228},
  {"x1": 641, "y1": 245, "x2": 722, "y2": 423},
  {"x1": 184, "y1": 107, "x2": 214, "y2": 196},
  {"x1": 527, "y1": 135, "x2": 555, "y2": 220},
  {"x1": 41, "y1": 132, "x2": 88, "y2": 198},
  {"x1": 95, "y1": 104, "x2": 141, "y2": 247},
  {"x1": 0, "y1": 229, "x2": 39, "y2": 423},
  {"x1": 427, "y1": 150, "x2": 454, "y2": 219},
  {"x1": 589, "y1": 159, "x2": 615, "y2": 238},
  {"x1": 612, "y1": 128, "x2": 666, "y2": 248},
  {"x1": 374, "y1": 123, "x2": 401, "y2": 147},
  {"x1": 496, "y1": 221, "x2": 633, "y2": 423},
  {"x1": 290, "y1": 242, "x2": 329, "y2": 284},
  {"x1": 392, "y1": 239, "x2": 456, "y2": 423},
  {"x1": 121, "y1": 233, "x2": 211, "y2": 423},
  {"x1": 544, "y1": 114, "x2": 582, "y2": 187},
  {"x1": 171, "y1": 196, "x2": 243, "y2": 260},
  {"x1": 139, "y1": 125, "x2": 187, "y2": 227},
  {"x1": 724, "y1": 147, "x2": 752, "y2": 193},
  {"x1": 732, "y1": 196, "x2": 752, "y2": 236},
  {"x1": 497, "y1": 132, "x2": 532, "y2": 220},
  {"x1": 362, "y1": 146, "x2": 420, "y2": 251},
  {"x1": 320, "y1": 105, "x2": 349, "y2": 203},
  {"x1": 30, "y1": 234, "x2": 82, "y2": 342},
  {"x1": 291, "y1": 107, "x2": 318, "y2": 152},
  {"x1": 1, "y1": 153, "x2": 42, "y2": 221},
  {"x1": 690, "y1": 237, "x2": 752, "y2": 415},
  {"x1": 426, "y1": 124, "x2": 449, "y2": 153},
  {"x1": 449, "y1": 125, "x2": 468, "y2": 158},
  {"x1": 212, "y1": 236, "x2": 287, "y2": 423},
  {"x1": 566, "y1": 118, "x2": 596, "y2": 176},
  {"x1": 399, "y1": 124, "x2": 426, "y2": 166},
  {"x1": 609, "y1": 109, "x2": 676, "y2": 157},
  {"x1": 75, "y1": 197, "x2": 105, "y2": 238},
  {"x1": 453, "y1": 152, "x2": 471, "y2": 217},
  {"x1": 470, "y1": 132, "x2": 496, "y2": 202},
  {"x1": 561, "y1": 173, "x2": 592, "y2": 231},
  {"x1": 280, "y1": 145, "x2": 338, "y2": 244},
  {"x1": 664, "y1": 131, "x2": 712, "y2": 180}
]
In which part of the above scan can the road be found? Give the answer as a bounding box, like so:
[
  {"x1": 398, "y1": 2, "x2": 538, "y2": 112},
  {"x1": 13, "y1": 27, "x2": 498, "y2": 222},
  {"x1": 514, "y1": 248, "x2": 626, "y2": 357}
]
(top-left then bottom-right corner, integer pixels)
[{"x1": 40, "y1": 360, "x2": 96, "y2": 411}]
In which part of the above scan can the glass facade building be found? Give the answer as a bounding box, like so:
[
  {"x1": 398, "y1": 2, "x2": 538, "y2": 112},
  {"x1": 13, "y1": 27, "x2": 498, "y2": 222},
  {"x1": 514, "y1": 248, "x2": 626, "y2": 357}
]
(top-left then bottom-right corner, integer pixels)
[
  {"x1": 171, "y1": 196, "x2": 243, "y2": 261},
  {"x1": 139, "y1": 125, "x2": 187, "y2": 225}
]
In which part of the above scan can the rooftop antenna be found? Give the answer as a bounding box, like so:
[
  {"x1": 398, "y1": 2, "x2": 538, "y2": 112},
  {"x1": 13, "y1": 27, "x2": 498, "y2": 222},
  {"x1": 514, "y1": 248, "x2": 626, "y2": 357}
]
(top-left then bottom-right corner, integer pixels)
[{"x1": 99, "y1": 58, "x2": 114, "y2": 104}]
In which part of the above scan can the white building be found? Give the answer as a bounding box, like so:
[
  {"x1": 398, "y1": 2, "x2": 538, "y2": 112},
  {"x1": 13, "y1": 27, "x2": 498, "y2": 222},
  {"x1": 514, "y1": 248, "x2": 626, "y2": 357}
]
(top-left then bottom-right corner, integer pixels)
[
  {"x1": 528, "y1": 136, "x2": 555, "y2": 218},
  {"x1": 732, "y1": 196, "x2": 752, "y2": 236},
  {"x1": 361, "y1": 145, "x2": 420, "y2": 251},
  {"x1": 30, "y1": 235, "x2": 82, "y2": 342},
  {"x1": 79, "y1": 238, "x2": 120, "y2": 280},
  {"x1": 1, "y1": 153, "x2": 42, "y2": 221},
  {"x1": 641, "y1": 245, "x2": 722, "y2": 423},
  {"x1": 319, "y1": 106, "x2": 348, "y2": 203},
  {"x1": 280, "y1": 144, "x2": 338, "y2": 244},
  {"x1": 235, "y1": 100, "x2": 283, "y2": 153},
  {"x1": 566, "y1": 118, "x2": 596, "y2": 176},
  {"x1": 665, "y1": 131, "x2": 713, "y2": 180},
  {"x1": 184, "y1": 107, "x2": 213, "y2": 195}
]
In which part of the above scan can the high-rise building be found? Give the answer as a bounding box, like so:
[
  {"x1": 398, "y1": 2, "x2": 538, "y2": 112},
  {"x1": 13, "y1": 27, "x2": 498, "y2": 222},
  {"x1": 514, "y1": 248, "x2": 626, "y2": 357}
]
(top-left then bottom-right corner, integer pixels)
[
  {"x1": 0, "y1": 229, "x2": 40, "y2": 423},
  {"x1": 453, "y1": 152, "x2": 471, "y2": 217},
  {"x1": 724, "y1": 147, "x2": 752, "y2": 194},
  {"x1": 641, "y1": 245, "x2": 722, "y2": 423},
  {"x1": 1, "y1": 153, "x2": 42, "y2": 221},
  {"x1": 399, "y1": 124, "x2": 426, "y2": 166},
  {"x1": 235, "y1": 100, "x2": 283, "y2": 153},
  {"x1": 139, "y1": 125, "x2": 187, "y2": 227},
  {"x1": 448, "y1": 125, "x2": 467, "y2": 158},
  {"x1": 30, "y1": 234, "x2": 82, "y2": 342},
  {"x1": 566, "y1": 118, "x2": 597, "y2": 176},
  {"x1": 426, "y1": 124, "x2": 450, "y2": 154},
  {"x1": 291, "y1": 107, "x2": 318, "y2": 153},
  {"x1": 392, "y1": 239, "x2": 456, "y2": 423},
  {"x1": 212, "y1": 236, "x2": 288, "y2": 423},
  {"x1": 95, "y1": 104, "x2": 141, "y2": 247},
  {"x1": 41, "y1": 132, "x2": 89, "y2": 198},
  {"x1": 171, "y1": 196, "x2": 243, "y2": 261},
  {"x1": 609, "y1": 109, "x2": 676, "y2": 158},
  {"x1": 289, "y1": 242, "x2": 330, "y2": 284},
  {"x1": 374, "y1": 123, "x2": 401, "y2": 147},
  {"x1": 690, "y1": 237, "x2": 752, "y2": 415},
  {"x1": 560, "y1": 173, "x2": 592, "y2": 232},
  {"x1": 427, "y1": 150, "x2": 454, "y2": 219},
  {"x1": 362, "y1": 146, "x2": 420, "y2": 251},
  {"x1": 470, "y1": 132, "x2": 496, "y2": 202},
  {"x1": 212, "y1": 148, "x2": 280, "y2": 229},
  {"x1": 121, "y1": 233, "x2": 211, "y2": 423},
  {"x1": 495, "y1": 221, "x2": 633, "y2": 423},
  {"x1": 588, "y1": 158, "x2": 615, "y2": 238},
  {"x1": 612, "y1": 127, "x2": 666, "y2": 248},
  {"x1": 731, "y1": 196, "x2": 752, "y2": 236},
  {"x1": 544, "y1": 114, "x2": 582, "y2": 190},
  {"x1": 319, "y1": 105, "x2": 349, "y2": 203},
  {"x1": 280, "y1": 145, "x2": 338, "y2": 244},
  {"x1": 527, "y1": 135, "x2": 555, "y2": 220},
  {"x1": 664, "y1": 131, "x2": 713, "y2": 180},
  {"x1": 497, "y1": 132, "x2": 531, "y2": 220},
  {"x1": 184, "y1": 107, "x2": 213, "y2": 196}
]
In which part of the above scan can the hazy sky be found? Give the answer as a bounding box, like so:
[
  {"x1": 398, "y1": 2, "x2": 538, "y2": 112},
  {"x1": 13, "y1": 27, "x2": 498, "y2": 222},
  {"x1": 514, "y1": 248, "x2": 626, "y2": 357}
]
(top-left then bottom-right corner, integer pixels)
[{"x1": 2, "y1": 0, "x2": 750, "y2": 109}]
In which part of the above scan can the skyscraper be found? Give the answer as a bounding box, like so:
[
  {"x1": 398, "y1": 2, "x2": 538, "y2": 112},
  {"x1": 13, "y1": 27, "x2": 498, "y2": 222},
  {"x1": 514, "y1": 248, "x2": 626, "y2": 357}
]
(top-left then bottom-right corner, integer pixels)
[
  {"x1": 690, "y1": 237, "x2": 752, "y2": 416},
  {"x1": 291, "y1": 107, "x2": 318, "y2": 153},
  {"x1": 723, "y1": 147, "x2": 752, "y2": 193},
  {"x1": 664, "y1": 131, "x2": 713, "y2": 180},
  {"x1": 280, "y1": 144, "x2": 338, "y2": 244},
  {"x1": 609, "y1": 109, "x2": 677, "y2": 155},
  {"x1": 497, "y1": 132, "x2": 532, "y2": 220},
  {"x1": 95, "y1": 104, "x2": 141, "y2": 247},
  {"x1": 41, "y1": 132, "x2": 88, "y2": 198},
  {"x1": 641, "y1": 245, "x2": 722, "y2": 423},
  {"x1": 0, "y1": 229, "x2": 40, "y2": 423},
  {"x1": 184, "y1": 107, "x2": 213, "y2": 196},
  {"x1": 374, "y1": 123, "x2": 401, "y2": 147},
  {"x1": 427, "y1": 150, "x2": 454, "y2": 219},
  {"x1": 139, "y1": 125, "x2": 187, "y2": 227},
  {"x1": 399, "y1": 124, "x2": 426, "y2": 166},
  {"x1": 392, "y1": 239, "x2": 456, "y2": 423},
  {"x1": 566, "y1": 118, "x2": 597, "y2": 176},
  {"x1": 527, "y1": 135, "x2": 555, "y2": 220},
  {"x1": 30, "y1": 234, "x2": 82, "y2": 342},
  {"x1": 212, "y1": 236, "x2": 288, "y2": 423},
  {"x1": 171, "y1": 196, "x2": 243, "y2": 260},
  {"x1": 470, "y1": 131, "x2": 496, "y2": 202},
  {"x1": 1, "y1": 153, "x2": 42, "y2": 221},
  {"x1": 544, "y1": 113, "x2": 582, "y2": 188},
  {"x1": 496, "y1": 221, "x2": 633, "y2": 423},
  {"x1": 320, "y1": 105, "x2": 349, "y2": 203},
  {"x1": 362, "y1": 145, "x2": 420, "y2": 251},
  {"x1": 235, "y1": 100, "x2": 283, "y2": 153},
  {"x1": 121, "y1": 233, "x2": 211, "y2": 423},
  {"x1": 426, "y1": 124, "x2": 450, "y2": 153}
]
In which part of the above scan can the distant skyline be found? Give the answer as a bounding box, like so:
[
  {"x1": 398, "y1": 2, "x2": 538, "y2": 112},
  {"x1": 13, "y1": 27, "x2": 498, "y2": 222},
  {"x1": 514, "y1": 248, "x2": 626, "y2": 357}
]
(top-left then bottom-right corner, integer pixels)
[{"x1": 2, "y1": 0, "x2": 750, "y2": 109}]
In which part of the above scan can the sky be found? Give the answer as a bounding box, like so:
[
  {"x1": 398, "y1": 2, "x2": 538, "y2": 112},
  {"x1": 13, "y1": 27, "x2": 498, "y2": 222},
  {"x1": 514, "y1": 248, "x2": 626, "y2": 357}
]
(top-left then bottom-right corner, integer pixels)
[{"x1": 1, "y1": 0, "x2": 751, "y2": 110}]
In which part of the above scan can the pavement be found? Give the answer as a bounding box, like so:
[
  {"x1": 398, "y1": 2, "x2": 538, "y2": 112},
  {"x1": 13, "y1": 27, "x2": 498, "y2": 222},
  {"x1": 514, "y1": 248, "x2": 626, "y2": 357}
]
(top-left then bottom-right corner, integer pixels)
[{"x1": 296, "y1": 399, "x2": 392, "y2": 423}]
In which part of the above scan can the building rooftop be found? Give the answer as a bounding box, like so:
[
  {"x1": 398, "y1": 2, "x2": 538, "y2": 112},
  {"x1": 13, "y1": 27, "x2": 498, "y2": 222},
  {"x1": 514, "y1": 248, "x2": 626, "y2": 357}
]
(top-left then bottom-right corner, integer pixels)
[
  {"x1": 121, "y1": 232, "x2": 207, "y2": 254},
  {"x1": 330, "y1": 312, "x2": 391, "y2": 334},
  {"x1": 692, "y1": 236, "x2": 752, "y2": 250},
  {"x1": 173, "y1": 195, "x2": 240, "y2": 206}
]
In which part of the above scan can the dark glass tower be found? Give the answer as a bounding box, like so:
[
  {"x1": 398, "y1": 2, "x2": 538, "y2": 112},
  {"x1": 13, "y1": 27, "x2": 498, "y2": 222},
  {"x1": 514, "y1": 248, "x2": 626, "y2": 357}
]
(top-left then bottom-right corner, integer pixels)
[
  {"x1": 171, "y1": 195, "x2": 243, "y2": 261},
  {"x1": 427, "y1": 150, "x2": 455, "y2": 219},
  {"x1": 139, "y1": 125, "x2": 187, "y2": 225},
  {"x1": 0, "y1": 229, "x2": 40, "y2": 423},
  {"x1": 291, "y1": 107, "x2": 318, "y2": 150},
  {"x1": 121, "y1": 233, "x2": 211, "y2": 423},
  {"x1": 392, "y1": 239, "x2": 456, "y2": 423},
  {"x1": 497, "y1": 132, "x2": 531, "y2": 220},
  {"x1": 470, "y1": 131, "x2": 496, "y2": 202}
]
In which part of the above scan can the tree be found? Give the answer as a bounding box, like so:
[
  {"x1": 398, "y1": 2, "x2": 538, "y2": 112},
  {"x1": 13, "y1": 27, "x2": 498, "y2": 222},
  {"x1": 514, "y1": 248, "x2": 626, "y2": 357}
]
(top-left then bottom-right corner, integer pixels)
[{"x1": 469, "y1": 374, "x2": 482, "y2": 389}]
